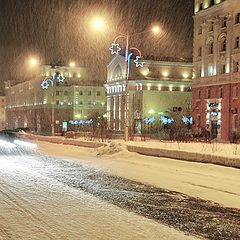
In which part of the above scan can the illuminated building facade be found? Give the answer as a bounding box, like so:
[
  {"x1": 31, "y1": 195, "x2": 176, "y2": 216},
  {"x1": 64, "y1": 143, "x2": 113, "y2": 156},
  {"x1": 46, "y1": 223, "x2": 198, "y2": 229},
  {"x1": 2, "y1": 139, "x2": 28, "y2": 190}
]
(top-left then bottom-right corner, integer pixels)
[
  {"x1": 0, "y1": 95, "x2": 6, "y2": 130},
  {"x1": 193, "y1": 0, "x2": 240, "y2": 141},
  {"x1": 5, "y1": 65, "x2": 106, "y2": 134},
  {"x1": 105, "y1": 55, "x2": 192, "y2": 133}
]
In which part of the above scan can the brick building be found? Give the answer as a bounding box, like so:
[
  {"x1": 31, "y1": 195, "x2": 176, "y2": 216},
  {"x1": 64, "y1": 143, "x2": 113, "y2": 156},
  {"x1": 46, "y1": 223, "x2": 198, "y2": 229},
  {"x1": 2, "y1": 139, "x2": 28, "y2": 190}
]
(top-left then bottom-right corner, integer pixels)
[{"x1": 193, "y1": 0, "x2": 240, "y2": 141}]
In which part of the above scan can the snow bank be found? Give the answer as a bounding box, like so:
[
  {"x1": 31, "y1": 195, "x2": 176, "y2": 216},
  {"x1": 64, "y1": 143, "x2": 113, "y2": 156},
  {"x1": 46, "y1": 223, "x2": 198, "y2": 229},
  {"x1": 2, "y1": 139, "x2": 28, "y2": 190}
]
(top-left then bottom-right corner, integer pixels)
[
  {"x1": 127, "y1": 145, "x2": 240, "y2": 169},
  {"x1": 25, "y1": 133, "x2": 240, "y2": 168},
  {"x1": 26, "y1": 134, "x2": 105, "y2": 148}
]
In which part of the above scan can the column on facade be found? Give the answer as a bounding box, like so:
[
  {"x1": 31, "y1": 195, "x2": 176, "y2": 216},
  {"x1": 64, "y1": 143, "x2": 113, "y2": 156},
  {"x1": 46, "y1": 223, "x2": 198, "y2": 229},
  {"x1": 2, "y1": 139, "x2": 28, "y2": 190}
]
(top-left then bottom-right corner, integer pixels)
[
  {"x1": 121, "y1": 94, "x2": 125, "y2": 131},
  {"x1": 201, "y1": 21, "x2": 207, "y2": 78}
]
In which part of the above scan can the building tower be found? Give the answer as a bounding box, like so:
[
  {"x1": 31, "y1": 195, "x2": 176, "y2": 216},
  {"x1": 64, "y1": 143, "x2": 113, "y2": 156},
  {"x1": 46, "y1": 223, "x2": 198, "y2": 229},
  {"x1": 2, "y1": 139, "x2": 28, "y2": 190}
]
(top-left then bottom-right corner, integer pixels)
[{"x1": 193, "y1": 0, "x2": 240, "y2": 141}]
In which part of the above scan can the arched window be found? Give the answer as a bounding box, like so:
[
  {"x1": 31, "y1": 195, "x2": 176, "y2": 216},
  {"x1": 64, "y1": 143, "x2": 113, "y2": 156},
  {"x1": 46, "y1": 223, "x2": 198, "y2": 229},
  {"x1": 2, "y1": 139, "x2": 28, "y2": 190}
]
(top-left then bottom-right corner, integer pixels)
[
  {"x1": 221, "y1": 38, "x2": 226, "y2": 51},
  {"x1": 208, "y1": 42, "x2": 214, "y2": 54},
  {"x1": 113, "y1": 65, "x2": 122, "y2": 81}
]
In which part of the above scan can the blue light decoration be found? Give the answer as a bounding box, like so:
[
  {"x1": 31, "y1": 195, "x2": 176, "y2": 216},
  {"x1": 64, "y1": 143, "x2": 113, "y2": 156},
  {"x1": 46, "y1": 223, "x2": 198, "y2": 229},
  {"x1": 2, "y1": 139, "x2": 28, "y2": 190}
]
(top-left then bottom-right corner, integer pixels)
[
  {"x1": 134, "y1": 56, "x2": 145, "y2": 68},
  {"x1": 160, "y1": 116, "x2": 174, "y2": 125},
  {"x1": 181, "y1": 116, "x2": 193, "y2": 125},
  {"x1": 182, "y1": 116, "x2": 189, "y2": 124},
  {"x1": 109, "y1": 43, "x2": 121, "y2": 55},
  {"x1": 143, "y1": 117, "x2": 155, "y2": 124},
  {"x1": 69, "y1": 119, "x2": 94, "y2": 125}
]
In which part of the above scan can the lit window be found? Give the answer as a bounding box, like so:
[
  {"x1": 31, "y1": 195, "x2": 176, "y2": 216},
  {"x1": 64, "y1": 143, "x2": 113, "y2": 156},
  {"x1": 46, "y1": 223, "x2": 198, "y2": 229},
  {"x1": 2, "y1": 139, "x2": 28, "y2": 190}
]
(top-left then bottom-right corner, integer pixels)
[
  {"x1": 221, "y1": 38, "x2": 226, "y2": 52},
  {"x1": 208, "y1": 64, "x2": 214, "y2": 76}
]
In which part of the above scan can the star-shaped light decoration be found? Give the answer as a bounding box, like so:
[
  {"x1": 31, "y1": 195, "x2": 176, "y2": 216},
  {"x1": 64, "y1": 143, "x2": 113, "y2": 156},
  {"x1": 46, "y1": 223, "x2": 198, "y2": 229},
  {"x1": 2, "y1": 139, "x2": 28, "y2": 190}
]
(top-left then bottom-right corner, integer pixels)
[
  {"x1": 53, "y1": 72, "x2": 65, "y2": 83},
  {"x1": 41, "y1": 80, "x2": 49, "y2": 90},
  {"x1": 109, "y1": 43, "x2": 121, "y2": 55},
  {"x1": 134, "y1": 56, "x2": 145, "y2": 68},
  {"x1": 57, "y1": 74, "x2": 65, "y2": 83}
]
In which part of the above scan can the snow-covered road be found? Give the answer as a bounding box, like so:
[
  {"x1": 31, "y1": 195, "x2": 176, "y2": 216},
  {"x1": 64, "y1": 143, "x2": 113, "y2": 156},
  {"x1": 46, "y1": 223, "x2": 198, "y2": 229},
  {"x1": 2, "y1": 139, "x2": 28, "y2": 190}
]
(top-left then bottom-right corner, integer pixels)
[{"x1": 0, "y1": 154, "x2": 201, "y2": 240}]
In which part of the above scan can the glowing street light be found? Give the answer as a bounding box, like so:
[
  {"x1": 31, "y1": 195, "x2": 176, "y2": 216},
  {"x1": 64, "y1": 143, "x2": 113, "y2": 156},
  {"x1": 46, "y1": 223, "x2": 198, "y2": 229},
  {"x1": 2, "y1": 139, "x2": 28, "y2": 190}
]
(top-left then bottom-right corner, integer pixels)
[
  {"x1": 93, "y1": 19, "x2": 104, "y2": 30},
  {"x1": 29, "y1": 57, "x2": 39, "y2": 67},
  {"x1": 69, "y1": 61, "x2": 76, "y2": 67},
  {"x1": 94, "y1": 18, "x2": 161, "y2": 141},
  {"x1": 151, "y1": 25, "x2": 161, "y2": 35}
]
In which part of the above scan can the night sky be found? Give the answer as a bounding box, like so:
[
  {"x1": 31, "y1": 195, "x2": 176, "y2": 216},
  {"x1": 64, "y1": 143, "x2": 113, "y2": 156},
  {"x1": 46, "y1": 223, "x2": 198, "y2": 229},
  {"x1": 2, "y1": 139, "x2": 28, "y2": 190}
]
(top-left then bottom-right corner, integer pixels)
[{"x1": 0, "y1": 0, "x2": 193, "y2": 90}]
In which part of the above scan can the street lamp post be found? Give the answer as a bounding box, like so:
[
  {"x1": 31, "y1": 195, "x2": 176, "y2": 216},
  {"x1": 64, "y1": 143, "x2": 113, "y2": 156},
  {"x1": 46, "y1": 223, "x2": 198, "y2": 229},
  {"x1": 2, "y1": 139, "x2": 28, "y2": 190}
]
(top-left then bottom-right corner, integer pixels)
[
  {"x1": 109, "y1": 34, "x2": 145, "y2": 141},
  {"x1": 41, "y1": 70, "x2": 65, "y2": 136}
]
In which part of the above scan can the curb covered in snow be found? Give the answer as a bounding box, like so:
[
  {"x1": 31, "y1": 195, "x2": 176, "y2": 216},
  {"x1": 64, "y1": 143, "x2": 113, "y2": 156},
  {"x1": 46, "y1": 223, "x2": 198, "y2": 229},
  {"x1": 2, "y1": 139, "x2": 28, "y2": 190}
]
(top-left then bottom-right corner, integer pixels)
[
  {"x1": 127, "y1": 145, "x2": 240, "y2": 169},
  {"x1": 28, "y1": 135, "x2": 106, "y2": 148}
]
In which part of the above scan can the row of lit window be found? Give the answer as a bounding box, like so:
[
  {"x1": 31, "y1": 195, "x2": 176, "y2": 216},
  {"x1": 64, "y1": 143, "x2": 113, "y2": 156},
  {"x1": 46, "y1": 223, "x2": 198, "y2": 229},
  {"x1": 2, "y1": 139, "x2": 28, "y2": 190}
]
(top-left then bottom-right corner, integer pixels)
[
  {"x1": 197, "y1": 61, "x2": 239, "y2": 77},
  {"x1": 56, "y1": 90, "x2": 101, "y2": 96},
  {"x1": 106, "y1": 84, "x2": 188, "y2": 93},
  {"x1": 195, "y1": 0, "x2": 226, "y2": 13},
  {"x1": 45, "y1": 72, "x2": 81, "y2": 78}
]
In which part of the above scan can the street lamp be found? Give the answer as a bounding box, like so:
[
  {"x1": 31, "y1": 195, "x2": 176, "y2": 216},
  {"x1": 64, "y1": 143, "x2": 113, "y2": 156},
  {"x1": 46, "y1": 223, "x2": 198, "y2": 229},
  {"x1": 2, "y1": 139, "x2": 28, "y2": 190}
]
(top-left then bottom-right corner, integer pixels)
[
  {"x1": 29, "y1": 57, "x2": 39, "y2": 67},
  {"x1": 151, "y1": 25, "x2": 161, "y2": 35},
  {"x1": 109, "y1": 34, "x2": 145, "y2": 141},
  {"x1": 93, "y1": 18, "x2": 105, "y2": 31},
  {"x1": 41, "y1": 70, "x2": 65, "y2": 136},
  {"x1": 69, "y1": 61, "x2": 76, "y2": 68}
]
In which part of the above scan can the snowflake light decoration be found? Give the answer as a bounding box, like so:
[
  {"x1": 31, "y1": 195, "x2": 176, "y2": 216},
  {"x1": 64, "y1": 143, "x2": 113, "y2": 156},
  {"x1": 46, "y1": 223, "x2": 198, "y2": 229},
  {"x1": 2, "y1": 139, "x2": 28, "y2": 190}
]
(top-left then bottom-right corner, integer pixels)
[
  {"x1": 41, "y1": 80, "x2": 49, "y2": 90},
  {"x1": 54, "y1": 72, "x2": 65, "y2": 83},
  {"x1": 134, "y1": 56, "x2": 145, "y2": 68},
  {"x1": 109, "y1": 43, "x2": 121, "y2": 55}
]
